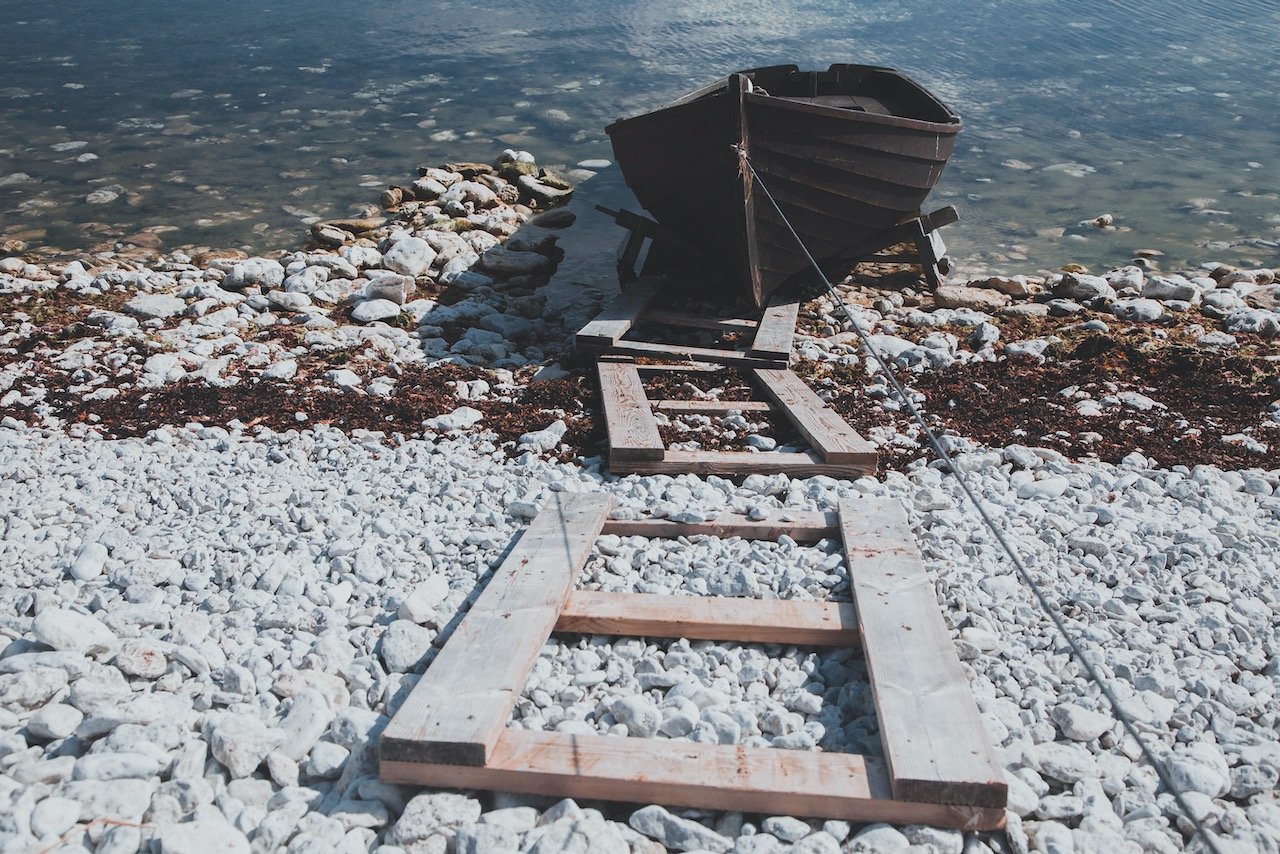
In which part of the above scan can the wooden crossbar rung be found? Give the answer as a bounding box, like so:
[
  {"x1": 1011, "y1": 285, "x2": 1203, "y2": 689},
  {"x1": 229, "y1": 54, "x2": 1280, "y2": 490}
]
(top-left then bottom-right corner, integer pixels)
[
  {"x1": 576, "y1": 279, "x2": 665, "y2": 347},
  {"x1": 587, "y1": 339, "x2": 782, "y2": 369},
  {"x1": 597, "y1": 362, "x2": 664, "y2": 461},
  {"x1": 640, "y1": 309, "x2": 759, "y2": 333},
  {"x1": 629, "y1": 362, "x2": 723, "y2": 373},
  {"x1": 600, "y1": 509, "x2": 838, "y2": 543},
  {"x1": 614, "y1": 449, "x2": 875, "y2": 479},
  {"x1": 653, "y1": 399, "x2": 773, "y2": 414},
  {"x1": 557, "y1": 591, "x2": 858, "y2": 646},
  {"x1": 839, "y1": 499, "x2": 1007, "y2": 807},
  {"x1": 382, "y1": 731, "x2": 1005, "y2": 831},
  {"x1": 753, "y1": 368, "x2": 877, "y2": 466},
  {"x1": 379, "y1": 494, "x2": 612, "y2": 766}
]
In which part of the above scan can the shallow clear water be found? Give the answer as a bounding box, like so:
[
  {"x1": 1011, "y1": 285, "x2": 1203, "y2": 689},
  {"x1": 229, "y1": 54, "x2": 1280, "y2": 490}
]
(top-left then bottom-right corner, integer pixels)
[{"x1": 1, "y1": 0, "x2": 1278, "y2": 276}]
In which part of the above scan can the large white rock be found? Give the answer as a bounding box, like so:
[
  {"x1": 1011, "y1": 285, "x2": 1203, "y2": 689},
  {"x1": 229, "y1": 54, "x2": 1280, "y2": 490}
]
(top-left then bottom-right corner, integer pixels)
[
  {"x1": 277, "y1": 688, "x2": 334, "y2": 762},
  {"x1": 158, "y1": 819, "x2": 251, "y2": 853},
  {"x1": 1051, "y1": 703, "x2": 1113, "y2": 743},
  {"x1": 27, "y1": 703, "x2": 84, "y2": 740},
  {"x1": 70, "y1": 542, "x2": 108, "y2": 581},
  {"x1": 266, "y1": 289, "x2": 312, "y2": 312},
  {"x1": 1015, "y1": 477, "x2": 1070, "y2": 499},
  {"x1": 629, "y1": 805, "x2": 731, "y2": 852},
  {"x1": 30, "y1": 796, "x2": 80, "y2": 839},
  {"x1": 425, "y1": 406, "x2": 484, "y2": 431},
  {"x1": 611, "y1": 696, "x2": 661, "y2": 738},
  {"x1": 477, "y1": 246, "x2": 552, "y2": 277},
  {"x1": 0, "y1": 667, "x2": 68, "y2": 712},
  {"x1": 1058, "y1": 273, "x2": 1115, "y2": 302},
  {"x1": 380, "y1": 620, "x2": 434, "y2": 673},
  {"x1": 388, "y1": 792, "x2": 482, "y2": 846},
  {"x1": 382, "y1": 236, "x2": 436, "y2": 277},
  {"x1": 115, "y1": 638, "x2": 168, "y2": 679},
  {"x1": 398, "y1": 576, "x2": 450, "y2": 624},
  {"x1": 124, "y1": 293, "x2": 186, "y2": 320},
  {"x1": 207, "y1": 713, "x2": 282, "y2": 778},
  {"x1": 32, "y1": 609, "x2": 117, "y2": 656},
  {"x1": 351, "y1": 298, "x2": 402, "y2": 324},
  {"x1": 1110, "y1": 297, "x2": 1164, "y2": 322},
  {"x1": 1167, "y1": 743, "x2": 1231, "y2": 797},
  {"x1": 222, "y1": 257, "x2": 285, "y2": 290}
]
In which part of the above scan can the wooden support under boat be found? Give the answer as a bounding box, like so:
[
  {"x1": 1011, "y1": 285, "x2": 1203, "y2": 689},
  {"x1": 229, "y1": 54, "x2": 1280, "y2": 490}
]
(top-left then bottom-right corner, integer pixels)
[{"x1": 576, "y1": 276, "x2": 798, "y2": 369}]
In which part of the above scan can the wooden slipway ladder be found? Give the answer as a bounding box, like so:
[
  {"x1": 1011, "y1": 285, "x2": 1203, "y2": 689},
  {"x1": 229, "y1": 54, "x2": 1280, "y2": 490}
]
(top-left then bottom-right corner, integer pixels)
[{"x1": 378, "y1": 277, "x2": 1008, "y2": 828}]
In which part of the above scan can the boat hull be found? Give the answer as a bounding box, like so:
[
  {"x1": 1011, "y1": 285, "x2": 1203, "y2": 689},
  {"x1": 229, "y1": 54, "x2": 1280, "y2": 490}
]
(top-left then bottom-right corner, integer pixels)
[{"x1": 607, "y1": 64, "x2": 961, "y2": 307}]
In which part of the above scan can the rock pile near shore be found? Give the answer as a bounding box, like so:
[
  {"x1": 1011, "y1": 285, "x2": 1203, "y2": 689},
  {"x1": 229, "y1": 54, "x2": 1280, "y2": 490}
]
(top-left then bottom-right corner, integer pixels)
[{"x1": 1, "y1": 151, "x2": 607, "y2": 452}]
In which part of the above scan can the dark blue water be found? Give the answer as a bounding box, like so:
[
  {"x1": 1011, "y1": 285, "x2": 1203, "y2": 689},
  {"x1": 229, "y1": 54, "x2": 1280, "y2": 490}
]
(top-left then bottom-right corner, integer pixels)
[{"x1": 1, "y1": 0, "x2": 1278, "y2": 275}]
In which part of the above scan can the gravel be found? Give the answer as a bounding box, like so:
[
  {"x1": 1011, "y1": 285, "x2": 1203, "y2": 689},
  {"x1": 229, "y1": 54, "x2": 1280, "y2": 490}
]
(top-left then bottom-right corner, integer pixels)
[{"x1": 0, "y1": 414, "x2": 1275, "y2": 852}]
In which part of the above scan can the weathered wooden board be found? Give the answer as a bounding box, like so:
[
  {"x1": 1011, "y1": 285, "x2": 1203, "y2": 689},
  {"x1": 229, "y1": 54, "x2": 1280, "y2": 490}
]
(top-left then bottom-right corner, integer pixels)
[
  {"x1": 597, "y1": 362, "x2": 664, "y2": 461},
  {"x1": 614, "y1": 449, "x2": 875, "y2": 479},
  {"x1": 839, "y1": 499, "x2": 1007, "y2": 808},
  {"x1": 600, "y1": 509, "x2": 838, "y2": 543},
  {"x1": 557, "y1": 591, "x2": 858, "y2": 646},
  {"x1": 750, "y1": 297, "x2": 800, "y2": 359},
  {"x1": 629, "y1": 361, "x2": 722, "y2": 373},
  {"x1": 586, "y1": 339, "x2": 783, "y2": 370},
  {"x1": 640, "y1": 309, "x2": 759, "y2": 333},
  {"x1": 754, "y1": 368, "x2": 876, "y2": 465},
  {"x1": 380, "y1": 494, "x2": 611, "y2": 766},
  {"x1": 383, "y1": 731, "x2": 1005, "y2": 830},
  {"x1": 576, "y1": 279, "x2": 665, "y2": 347},
  {"x1": 653, "y1": 399, "x2": 773, "y2": 414}
]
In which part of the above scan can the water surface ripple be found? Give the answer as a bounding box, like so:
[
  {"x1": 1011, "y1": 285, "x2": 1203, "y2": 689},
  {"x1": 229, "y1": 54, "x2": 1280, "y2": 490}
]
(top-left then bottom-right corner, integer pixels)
[{"x1": 1, "y1": 0, "x2": 1278, "y2": 274}]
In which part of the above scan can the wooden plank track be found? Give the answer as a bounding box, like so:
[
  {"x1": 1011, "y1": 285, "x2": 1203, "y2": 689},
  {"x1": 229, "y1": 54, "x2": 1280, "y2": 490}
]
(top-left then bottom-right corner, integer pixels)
[
  {"x1": 597, "y1": 362, "x2": 664, "y2": 461},
  {"x1": 839, "y1": 498, "x2": 1007, "y2": 808},
  {"x1": 615, "y1": 449, "x2": 876, "y2": 479},
  {"x1": 753, "y1": 368, "x2": 877, "y2": 466},
  {"x1": 558, "y1": 591, "x2": 858, "y2": 646},
  {"x1": 382, "y1": 731, "x2": 1006, "y2": 830},
  {"x1": 380, "y1": 494, "x2": 612, "y2": 766},
  {"x1": 576, "y1": 279, "x2": 664, "y2": 347}
]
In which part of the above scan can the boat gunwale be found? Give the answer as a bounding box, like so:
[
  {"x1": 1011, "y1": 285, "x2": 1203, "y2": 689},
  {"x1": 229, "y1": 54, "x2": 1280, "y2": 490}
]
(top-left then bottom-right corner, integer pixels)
[
  {"x1": 745, "y1": 91, "x2": 961, "y2": 135},
  {"x1": 606, "y1": 65, "x2": 961, "y2": 139}
]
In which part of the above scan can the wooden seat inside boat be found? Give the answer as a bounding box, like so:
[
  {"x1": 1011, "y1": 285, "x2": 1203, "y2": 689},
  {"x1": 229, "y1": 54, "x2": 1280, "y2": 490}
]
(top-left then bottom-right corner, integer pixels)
[{"x1": 783, "y1": 94, "x2": 893, "y2": 114}]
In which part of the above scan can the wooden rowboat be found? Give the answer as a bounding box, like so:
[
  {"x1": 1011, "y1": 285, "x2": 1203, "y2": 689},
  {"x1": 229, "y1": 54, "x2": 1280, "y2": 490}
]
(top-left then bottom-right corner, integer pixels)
[{"x1": 606, "y1": 63, "x2": 961, "y2": 308}]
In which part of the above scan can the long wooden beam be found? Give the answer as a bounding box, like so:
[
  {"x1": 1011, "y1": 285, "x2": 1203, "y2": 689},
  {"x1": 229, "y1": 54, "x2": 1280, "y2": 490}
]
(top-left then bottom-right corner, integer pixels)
[
  {"x1": 557, "y1": 590, "x2": 858, "y2": 646},
  {"x1": 380, "y1": 494, "x2": 612, "y2": 766},
  {"x1": 839, "y1": 499, "x2": 1007, "y2": 808},
  {"x1": 382, "y1": 731, "x2": 1005, "y2": 830}
]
